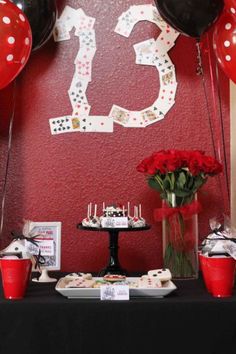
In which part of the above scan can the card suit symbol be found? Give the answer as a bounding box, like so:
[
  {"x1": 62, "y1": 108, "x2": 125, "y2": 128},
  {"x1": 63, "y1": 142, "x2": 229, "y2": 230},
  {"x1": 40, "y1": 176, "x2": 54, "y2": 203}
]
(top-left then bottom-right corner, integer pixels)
[
  {"x1": 83, "y1": 126, "x2": 86, "y2": 130},
  {"x1": 159, "y1": 111, "x2": 164, "y2": 115},
  {"x1": 58, "y1": 128, "x2": 61, "y2": 131},
  {"x1": 67, "y1": 126, "x2": 70, "y2": 129},
  {"x1": 82, "y1": 119, "x2": 86, "y2": 122},
  {"x1": 165, "y1": 60, "x2": 168, "y2": 63},
  {"x1": 52, "y1": 121, "x2": 56, "y2": 124},
  {"x1": 57, "y1": 120, "x2": 60, "y2": 123},
  {"x1": 158, "y1": 63, "x2": 162, "y2": 66},
  {"x1": 66, "y1": 118, "x2": 69, "y2": 122},
  {"x1": 53, "y1": 128, "x2": 57, "y2": 132},
  {"x1": 166, "y1": 29, "x2": 170, "y2": 33},
  {"x1": 168, "y1": 66, "x2": 172, "y2": 70},
  {"x1": 59, "y1": 123, "x2": 63, "y2": 127},
  {"x1": 153, "y1": 106, "x2": 157, "y2": 111},
  {"x1": 61, "y1": 120, "x2": 64, "y2": 123},
  {"x1": 63, "y1": 127, "x2": 65, "y2": 130},
  {"x1": 161, "y1": 69, "x2": 165, "y2": 73}
]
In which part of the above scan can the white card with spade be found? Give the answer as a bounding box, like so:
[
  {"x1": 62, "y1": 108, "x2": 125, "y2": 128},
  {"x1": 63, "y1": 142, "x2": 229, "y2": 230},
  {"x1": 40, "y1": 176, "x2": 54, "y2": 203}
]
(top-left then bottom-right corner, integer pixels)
[{"x1": 80, "y1": 115, "x2": 113, "y2": 133}]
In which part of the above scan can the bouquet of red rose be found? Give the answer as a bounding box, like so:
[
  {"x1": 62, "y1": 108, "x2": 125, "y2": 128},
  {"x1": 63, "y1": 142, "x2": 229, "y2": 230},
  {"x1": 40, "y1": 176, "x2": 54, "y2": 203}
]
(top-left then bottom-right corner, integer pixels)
[{"x1": 137, "y1": 150, "x2": 222, "y2": 278}]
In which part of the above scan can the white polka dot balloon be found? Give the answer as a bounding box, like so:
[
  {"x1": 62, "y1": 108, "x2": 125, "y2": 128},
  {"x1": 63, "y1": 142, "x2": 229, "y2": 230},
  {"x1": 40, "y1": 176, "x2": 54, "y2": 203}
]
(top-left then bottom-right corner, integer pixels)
[
  {"x1": 213, "y1": 10, "x2": 236, "y2": 83},
  {"x1": 0, "y1": 0, "x2": 32, "y2": 89}
]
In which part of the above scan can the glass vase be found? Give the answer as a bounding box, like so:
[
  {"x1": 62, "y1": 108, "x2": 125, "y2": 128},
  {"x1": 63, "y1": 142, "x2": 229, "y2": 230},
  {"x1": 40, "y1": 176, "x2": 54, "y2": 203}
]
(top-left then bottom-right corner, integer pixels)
[{"x1": 162, "y1": 194, "x2": 199, "y2": 279}]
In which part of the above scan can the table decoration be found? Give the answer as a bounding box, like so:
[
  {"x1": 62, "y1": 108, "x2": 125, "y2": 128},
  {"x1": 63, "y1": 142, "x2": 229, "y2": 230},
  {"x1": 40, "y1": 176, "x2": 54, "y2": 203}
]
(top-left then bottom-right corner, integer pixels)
[
  {"x1": 199, "y1": 217, "x2": 236, "y2": 297},
  {"x1": 137, "y1": 149, "x2": 222, "y2": 279}
]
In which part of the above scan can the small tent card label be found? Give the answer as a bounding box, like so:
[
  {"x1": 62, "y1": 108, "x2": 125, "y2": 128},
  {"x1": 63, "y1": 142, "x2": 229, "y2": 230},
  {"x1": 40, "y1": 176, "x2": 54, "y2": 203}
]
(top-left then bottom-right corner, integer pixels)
[
  {"x1": 101, "y1": 217, "x2": 128, "y2": 228},
  {"x1": 25, "y1": 238, "x2": 54, "y2": 256},
  {"x1": 100, "y1": 285, "x2": 129, "y2": 301}
]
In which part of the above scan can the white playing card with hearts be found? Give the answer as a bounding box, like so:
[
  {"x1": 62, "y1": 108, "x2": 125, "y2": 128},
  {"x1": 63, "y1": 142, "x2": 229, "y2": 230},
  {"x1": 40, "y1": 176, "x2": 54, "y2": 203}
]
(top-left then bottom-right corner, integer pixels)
[
  {"x1": 72, "y1": 103, "x2": 91, "y2": 116},
  {"x1": 125, "y1": 111, "x2": 144, "y2": 128}
]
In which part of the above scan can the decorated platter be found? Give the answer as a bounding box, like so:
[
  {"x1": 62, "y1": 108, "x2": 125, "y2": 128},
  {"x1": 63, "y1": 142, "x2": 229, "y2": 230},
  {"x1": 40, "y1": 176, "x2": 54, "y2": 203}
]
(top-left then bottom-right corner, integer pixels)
[{"x1": 55, "y1": 277, "x2": 177, "y2": 299}]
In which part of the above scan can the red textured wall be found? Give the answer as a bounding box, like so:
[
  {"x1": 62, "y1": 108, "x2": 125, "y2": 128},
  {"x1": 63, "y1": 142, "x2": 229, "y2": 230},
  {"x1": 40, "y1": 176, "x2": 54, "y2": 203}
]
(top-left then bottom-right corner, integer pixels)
[{"x1": 0, "y1": 0, "x2": 230, "y2": 272}]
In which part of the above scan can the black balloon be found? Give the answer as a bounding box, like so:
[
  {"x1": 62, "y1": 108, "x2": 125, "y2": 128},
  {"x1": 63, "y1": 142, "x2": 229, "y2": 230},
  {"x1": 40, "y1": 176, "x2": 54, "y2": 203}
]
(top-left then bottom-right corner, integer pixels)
[
  {"x1": 154, "y1": 0, "x2": 224, "y2": 38},
  {"x1": 12, "y1": 0, "x2": 57, "y2": 51}
]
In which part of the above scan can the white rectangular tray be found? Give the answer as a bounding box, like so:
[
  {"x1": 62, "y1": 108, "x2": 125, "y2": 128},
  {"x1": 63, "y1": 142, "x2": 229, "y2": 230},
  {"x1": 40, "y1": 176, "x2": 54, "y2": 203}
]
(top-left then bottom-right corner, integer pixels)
[{"x1": 55, "y1": 277, "x2": 177, "y2": 299}]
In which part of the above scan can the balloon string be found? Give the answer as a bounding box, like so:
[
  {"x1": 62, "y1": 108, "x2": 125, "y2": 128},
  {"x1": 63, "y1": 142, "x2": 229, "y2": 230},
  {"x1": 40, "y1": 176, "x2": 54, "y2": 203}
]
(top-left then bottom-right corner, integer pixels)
[
  {"x1": 196, "y1": 41, "x2": 218, "y2": 162},
  {"x1": 0, "y1": 81, "x2": 16, "y2": 238},
  {"x1": 196, "y1": 41, "x2": 225, "y2": 211},
  {"x1": 206, "y1": 34, "x2": 230, "y2": 208}
]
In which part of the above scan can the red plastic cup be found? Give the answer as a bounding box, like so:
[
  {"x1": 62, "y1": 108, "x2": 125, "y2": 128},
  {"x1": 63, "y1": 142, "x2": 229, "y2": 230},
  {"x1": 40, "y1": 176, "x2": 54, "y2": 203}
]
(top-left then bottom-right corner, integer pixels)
[
  {"x1": 199, "y1": 254, "x2": 212, "y2": 293},
  {"x1": 207, "y1": 257, "x2": 236, "y2": 298},
  {"x1": 0, "y1": 259, "x2": 32, "y2": 300},
  {"x1": 200, "y1": 254, "x2": 236, "y2": 298}
]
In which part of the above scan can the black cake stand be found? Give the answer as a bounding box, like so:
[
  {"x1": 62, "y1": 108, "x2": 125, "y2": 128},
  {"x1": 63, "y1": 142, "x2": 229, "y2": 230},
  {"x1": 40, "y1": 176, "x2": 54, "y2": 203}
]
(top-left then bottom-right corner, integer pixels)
[{"x1": 77, "y1": 224, "x2": 151, "y2": 276}]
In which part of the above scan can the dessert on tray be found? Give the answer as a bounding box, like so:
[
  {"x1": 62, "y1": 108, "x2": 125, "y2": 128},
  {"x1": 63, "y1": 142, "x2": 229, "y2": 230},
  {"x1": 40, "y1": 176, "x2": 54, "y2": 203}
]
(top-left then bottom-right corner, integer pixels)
[
  {"x1": 81, "y1": 202, "x2": 147, "y2": 229},
  {"x1": 63, "y1": 268, "x2": 172, "y2": 289}
]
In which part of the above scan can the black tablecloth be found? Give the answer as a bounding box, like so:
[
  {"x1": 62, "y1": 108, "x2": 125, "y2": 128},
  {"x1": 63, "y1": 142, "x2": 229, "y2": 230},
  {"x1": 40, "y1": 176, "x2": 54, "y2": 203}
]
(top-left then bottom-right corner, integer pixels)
[{"x1": 0, "y1": 273, "x2": 236, "y2": 354}]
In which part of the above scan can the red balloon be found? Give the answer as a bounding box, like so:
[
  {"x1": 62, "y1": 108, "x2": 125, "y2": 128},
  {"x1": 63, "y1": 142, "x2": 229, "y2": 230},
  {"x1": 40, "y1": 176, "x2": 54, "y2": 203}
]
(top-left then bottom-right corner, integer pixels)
[
  {"x1": 0, "y1": 0, "x2": 32, "y2": 90},
  {"x1": 224, "y1": 0, "x2": 236, "y2": 10},
  {"x1": 213, "y1": 10, "x2": 236, "y2": 83}
]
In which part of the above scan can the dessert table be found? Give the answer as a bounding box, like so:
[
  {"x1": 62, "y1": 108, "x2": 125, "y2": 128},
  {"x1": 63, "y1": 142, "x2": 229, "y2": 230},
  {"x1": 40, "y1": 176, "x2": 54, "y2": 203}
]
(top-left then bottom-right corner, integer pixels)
[{"x1": 0, "y1": 273, "x2": 236, "y2": 354}]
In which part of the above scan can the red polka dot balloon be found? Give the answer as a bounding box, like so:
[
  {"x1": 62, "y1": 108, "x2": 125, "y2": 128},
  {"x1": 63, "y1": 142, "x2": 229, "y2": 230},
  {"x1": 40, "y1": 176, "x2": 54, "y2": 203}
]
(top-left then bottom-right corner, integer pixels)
[
  {"x1": 0, "y1": 0, "x2": 32, "y2": 89},
  {"x1": 224, "y1": 0, "x2": 236, "y2": 10},
  {"x1": 213, "y1": 10, "x2": 236, "y2": 83}
]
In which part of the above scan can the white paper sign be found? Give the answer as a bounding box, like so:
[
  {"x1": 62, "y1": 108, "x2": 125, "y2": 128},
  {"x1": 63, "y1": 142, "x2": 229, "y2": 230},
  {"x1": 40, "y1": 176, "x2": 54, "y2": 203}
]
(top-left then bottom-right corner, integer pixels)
[
  {"x1": 100, "y1": 285, "x2": 129, "y2": 301},
  {"x1": 101, "y1": 217, "x2": 128, "y2": 228}
]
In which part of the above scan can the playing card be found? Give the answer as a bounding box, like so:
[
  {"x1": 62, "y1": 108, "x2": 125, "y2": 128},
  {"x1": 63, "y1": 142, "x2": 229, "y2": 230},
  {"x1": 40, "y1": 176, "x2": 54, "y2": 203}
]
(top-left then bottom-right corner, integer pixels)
[
  {"x1": 74, "y1": 47, "x2": 96, "y2": 64},
  {"x1": 69, "y1": 74, "x2": 89, "y2": 93},
  {"x1": 109, "y1": 105, "x2": 131, "y2": 126},
  {"x1": 159, "y1": 83, "x2": 177, "y2": 104},
  {"x1": 74, "y1": 58, "x2": 92, "y2": 81},
  {"x1": 75, "y1": 29, "x2": 96, "y2": 49},
  {"x1": 49, "y1": 116, "x2": 75, "y2": 135},
  {"x1": 72, "y1": 103, "x2": 91, "y2": 116},
  {"x1": 141, "y1": 109, "x2": 159, "y2": 126},
  {"x1": 114, "y1": 10, "x2": 137, "y2": 37},
  {"x1": 59, "y1": 6, "x2": 79, "y2": 31},
  {"x1": 161, "y1": 69, "x2": 176, "y2": 86},
  {"x1": 151, "y1": 7, "x2": 167, "y2": 28},
  {"x1": 143, "y1": 104, "x2": 166, "y2": 126},
  {"x1": 53, "y1": 20, "x2": 71, "y2": 42},
  {"x1": 68, "y1": 87, "x2": 89, "y2": 108},
  {"x1": 156, "y1": 26, "x2": 179, "y2": 54},
  {"x1": 154, "y1": 53, "x2": 173, "y2": 75},
  {"x1": 130, "y1": 5, "x2": 153, "y2": 22},
  {"x1": 125, "y1": 111, "x2": 144, "y2": 128},
  {"x1": 80, "y1": 116, "x2": 113, "y2": 133},
  {"x1": 74, "y1": 10, "x2": 96, "y2": 33},
  {"x1": 134, "y1": 38, "x2": 156, "y2": 66}
]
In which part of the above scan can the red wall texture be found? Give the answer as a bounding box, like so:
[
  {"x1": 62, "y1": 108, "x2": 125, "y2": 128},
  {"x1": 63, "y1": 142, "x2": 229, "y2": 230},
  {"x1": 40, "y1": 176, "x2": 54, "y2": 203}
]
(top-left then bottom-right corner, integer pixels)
[{"x1": 0, "y1": 0, "x2": 230, "y2": 272}]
